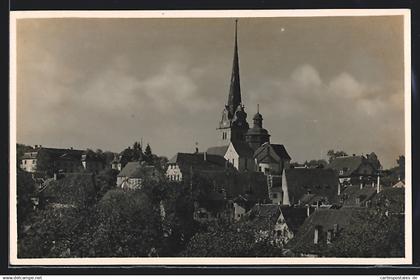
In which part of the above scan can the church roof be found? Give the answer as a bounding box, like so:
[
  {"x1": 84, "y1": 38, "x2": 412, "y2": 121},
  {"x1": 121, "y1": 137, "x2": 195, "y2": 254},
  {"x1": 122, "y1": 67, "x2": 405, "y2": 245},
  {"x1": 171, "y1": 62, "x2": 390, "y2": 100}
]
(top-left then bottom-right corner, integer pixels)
[
  {"x1": 231, "y1": 141, "x2": 254, "y2": 157},
  {"x1": 254, "y1": 143, "x2": 291, "y2": 161},
  {"x1": 227, "y1": 20, "x2": 242, "y2": 119},
  {"x1": 246, "y1": 126, "x2": 270, "y2": 136},
  {"x1": 206, "y1": 145, "x2": 229, "y2": 157}
]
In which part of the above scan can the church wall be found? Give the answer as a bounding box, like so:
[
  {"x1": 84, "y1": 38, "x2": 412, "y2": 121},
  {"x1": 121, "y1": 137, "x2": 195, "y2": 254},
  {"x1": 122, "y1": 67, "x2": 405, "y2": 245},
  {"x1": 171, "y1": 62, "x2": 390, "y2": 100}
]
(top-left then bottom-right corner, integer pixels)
[{"x1": 224, "y1": 145, "x2": 240, "y2": 170}]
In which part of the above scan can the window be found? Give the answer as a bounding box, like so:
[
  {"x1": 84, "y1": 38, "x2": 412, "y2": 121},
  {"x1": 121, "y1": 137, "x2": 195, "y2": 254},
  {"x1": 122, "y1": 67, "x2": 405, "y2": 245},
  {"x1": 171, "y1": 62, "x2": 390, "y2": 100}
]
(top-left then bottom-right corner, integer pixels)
[
  {"x1": 339, "y1": 170, "x2": 344, "y2": 175},
  {"x1": 232, "y1": 158, "x2": 235, "y2": 166},
  {"x1": 272, "y1": 193, "x2": 278, "y2": 199}
]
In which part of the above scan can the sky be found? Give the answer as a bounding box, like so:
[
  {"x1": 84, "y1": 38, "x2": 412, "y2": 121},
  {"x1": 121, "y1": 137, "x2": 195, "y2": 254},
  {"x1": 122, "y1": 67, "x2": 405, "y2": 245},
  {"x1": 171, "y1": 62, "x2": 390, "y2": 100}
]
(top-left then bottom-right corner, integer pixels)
[{"x1": 15, "y1": 16, "x2": 405, "y2": 168}]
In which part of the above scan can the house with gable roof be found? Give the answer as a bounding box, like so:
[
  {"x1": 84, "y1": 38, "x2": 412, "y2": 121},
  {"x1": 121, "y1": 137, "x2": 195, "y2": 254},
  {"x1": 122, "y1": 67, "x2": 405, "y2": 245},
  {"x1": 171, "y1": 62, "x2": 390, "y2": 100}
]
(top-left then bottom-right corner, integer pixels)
[
  {"x1": 244, "y1": 204, "x2": 308, "y2": 247},
  {"x1": 327, "y1": 154, "x2": 379, "y2": 185},
  {"x1": 117, "y1": 161, "x2": 162, "y2": 190}
]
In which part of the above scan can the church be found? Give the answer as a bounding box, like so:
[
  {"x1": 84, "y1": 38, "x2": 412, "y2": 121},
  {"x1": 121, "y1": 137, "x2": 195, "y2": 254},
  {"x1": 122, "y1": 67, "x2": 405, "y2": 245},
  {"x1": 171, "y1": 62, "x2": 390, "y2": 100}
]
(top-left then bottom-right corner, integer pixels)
[{"x1": 207, "y1": 21, "x2": 291, "y2": 175}]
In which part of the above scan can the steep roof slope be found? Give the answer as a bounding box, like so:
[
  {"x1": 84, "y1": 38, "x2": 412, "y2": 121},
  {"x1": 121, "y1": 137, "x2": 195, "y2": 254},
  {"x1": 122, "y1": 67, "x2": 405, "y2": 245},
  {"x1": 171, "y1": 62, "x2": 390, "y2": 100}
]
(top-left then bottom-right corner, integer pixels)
[{"x1": 285, "y1": 168, "x2": 339, "y2": 205}]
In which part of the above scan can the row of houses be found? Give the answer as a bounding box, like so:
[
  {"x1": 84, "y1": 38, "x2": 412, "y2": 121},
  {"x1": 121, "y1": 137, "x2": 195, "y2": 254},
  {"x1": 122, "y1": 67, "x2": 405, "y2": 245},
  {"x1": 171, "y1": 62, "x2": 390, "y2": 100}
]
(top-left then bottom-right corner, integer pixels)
[{"x1": 20, "y1": 147, "x2": 106, "y2": 175}]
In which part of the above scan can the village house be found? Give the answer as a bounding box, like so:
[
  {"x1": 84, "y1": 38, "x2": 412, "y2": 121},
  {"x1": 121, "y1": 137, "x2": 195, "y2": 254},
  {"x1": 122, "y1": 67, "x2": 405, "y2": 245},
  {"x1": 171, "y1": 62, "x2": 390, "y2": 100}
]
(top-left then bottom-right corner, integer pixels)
[
  {"x1": 117, "y1": 161, "x2": 162, "y2": 190},
  {"x1": 284, "y1": 168, "x2": 340, "y2": 207},
  {"x1": 224, "y1": 141, "x2": 255, "y2": 171},
  {"x1": 166, "y1": 152, "x2": 226, "y2": 182},
  {"x1": 244, "y1": 204, "x2": 308, "y2": 247},
  {"x1": 20, "y1": 146, "x2": 106, "y2": 175},
  {"x1": 287, "y1": 207, "x2": 363, "y2": 256},
  {"x1": 327, "y1": 154, "x2": 380, "y2": 186},
  {"x1": 338, "y1": 184, "x2": 378, "y2": 208}
]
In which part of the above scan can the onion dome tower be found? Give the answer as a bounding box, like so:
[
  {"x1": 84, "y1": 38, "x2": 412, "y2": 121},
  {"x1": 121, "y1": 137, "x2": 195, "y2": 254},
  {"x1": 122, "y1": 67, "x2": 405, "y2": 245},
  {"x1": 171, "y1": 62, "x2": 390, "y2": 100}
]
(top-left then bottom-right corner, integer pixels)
[{"x1": 245, "y1": 104, "x2": 271, "y2": 150}]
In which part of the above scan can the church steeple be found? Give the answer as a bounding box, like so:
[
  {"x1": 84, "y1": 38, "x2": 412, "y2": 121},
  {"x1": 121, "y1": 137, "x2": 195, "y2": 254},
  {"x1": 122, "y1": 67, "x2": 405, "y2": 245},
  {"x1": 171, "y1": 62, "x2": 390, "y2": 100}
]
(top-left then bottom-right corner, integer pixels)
[{"x1": 227, "y1": 20, "x2": 242, "y2": 119}]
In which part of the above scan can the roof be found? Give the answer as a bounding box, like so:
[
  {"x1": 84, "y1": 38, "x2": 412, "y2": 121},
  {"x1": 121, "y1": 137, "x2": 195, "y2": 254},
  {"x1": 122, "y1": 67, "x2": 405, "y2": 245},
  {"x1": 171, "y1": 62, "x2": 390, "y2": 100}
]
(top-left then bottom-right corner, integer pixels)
[
  {"x1": 117, "y1": 162, "x2": 158, "y2": 178},
  {"x1": 327, "y1": 155, "x2": 376, "y2": 177},
  {"x1": 285, "y1": 168, "x2": 339, "y2": 205},
  {"x1": 279, "y1": 206, "x2": 308, "y2": 234},
  {"x1": 228, "y1": 171, "x2": 270, "y2": 202},
  {"x1": 298, "y1": 193, "x2": 326, "y2": 206},
  {"x1": 245, "y1": 204, "x2": 282, "y2": 230},
  {"x1": 287, "y1": 208, "x2": 364, "y2": 252},
  {"x1": 168, "y1": 152, "x2": 227, "y2": 174},
  {"x1": 245, "y1": 204, "x2": 307, "y2": 234},
  {"x1": 231, "y1": 141, "x2": 254, "y2": 157},
  {"x1": 206, "y1": 145, "x2": 229, "y2": 157},
  {"x1": 339, "y1": 185, "x2": 377, "y2": 207},
  {"x1": 254, "y1": 143, "x2": 291, "y2": 162}
]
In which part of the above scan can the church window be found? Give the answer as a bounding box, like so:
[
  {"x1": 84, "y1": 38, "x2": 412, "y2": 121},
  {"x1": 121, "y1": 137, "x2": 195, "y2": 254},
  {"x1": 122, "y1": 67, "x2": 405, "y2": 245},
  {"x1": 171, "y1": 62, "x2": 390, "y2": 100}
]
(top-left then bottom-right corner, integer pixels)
[{"x1": 232, "y1": 158, "x2": 235, "y2": 166}]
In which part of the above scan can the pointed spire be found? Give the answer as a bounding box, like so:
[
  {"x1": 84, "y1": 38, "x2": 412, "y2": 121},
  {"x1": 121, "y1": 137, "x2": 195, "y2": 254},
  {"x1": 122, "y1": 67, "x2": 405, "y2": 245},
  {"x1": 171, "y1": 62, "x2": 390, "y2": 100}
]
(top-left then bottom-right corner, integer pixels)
[{"x1": 227, "y1": 19, "x2": 242, "y2": 118}]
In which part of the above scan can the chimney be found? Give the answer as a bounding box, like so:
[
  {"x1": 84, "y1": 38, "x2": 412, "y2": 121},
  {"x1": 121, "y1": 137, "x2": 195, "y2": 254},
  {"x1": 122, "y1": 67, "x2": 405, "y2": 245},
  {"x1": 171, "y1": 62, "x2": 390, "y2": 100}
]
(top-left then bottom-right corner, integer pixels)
[
  {"x1": 53, "y1": 173, "x2": 57, "y2": 180},
  {"x1": 333, "y1": 224, "x2": 339, "y2": 236},
  {"x1": 281, "y1": 168, "x2": 290, "y2": 206},
  {"x1": 377, "y1": 175, "x2": 381, "y2": 193},
  {"x1": 337, "y1": 182, "x2": 341, "y2": 196},
  {"x1": 203, "y1": 152, "x2": 207, "y2": 161},
  {"x1": 327, "y1": 230, "x2": 332, "y2": 244},
  {"x1": 314, "y1": 226, "x2": 320, "y2": 244}
]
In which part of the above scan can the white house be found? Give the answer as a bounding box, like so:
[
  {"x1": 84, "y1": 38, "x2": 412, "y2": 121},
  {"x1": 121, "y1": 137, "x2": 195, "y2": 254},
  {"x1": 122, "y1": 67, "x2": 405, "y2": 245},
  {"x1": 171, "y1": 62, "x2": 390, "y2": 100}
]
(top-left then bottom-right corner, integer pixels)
[{"x1": 223, "y1": 141, "x2": 254, "y2": 172}]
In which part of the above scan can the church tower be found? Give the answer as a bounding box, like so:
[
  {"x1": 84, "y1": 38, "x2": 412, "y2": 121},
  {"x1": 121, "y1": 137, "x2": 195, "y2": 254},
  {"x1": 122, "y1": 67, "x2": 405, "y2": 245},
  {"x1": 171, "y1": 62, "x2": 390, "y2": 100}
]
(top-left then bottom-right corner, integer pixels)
[
  {"x1": 218, "y1": 20, "x2": 249, "y2": 144},
  {"x1": 245, "y1": 104, "x2": 271, "y2": 150}
]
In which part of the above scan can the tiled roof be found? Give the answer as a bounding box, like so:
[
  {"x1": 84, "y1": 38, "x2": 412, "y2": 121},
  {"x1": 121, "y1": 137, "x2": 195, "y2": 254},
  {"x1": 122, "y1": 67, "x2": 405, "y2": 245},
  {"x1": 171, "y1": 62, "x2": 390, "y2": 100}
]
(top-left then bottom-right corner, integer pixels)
[
  {"x1": 228, "y1": 171, "x2": 270, "y2": 202},
  {"x1": 285, "y1": 168, "x2": 339, "y2": 205},
  {"x1": 206, "y1": 145, "x2": 229, "y2": 157},
  {"x1": 340, "y1": 185, "x2": 377, "y2": 207},
  {"x1": 271, "y1": 144, "x2": 291, "y2": 160},
  {"x1": 327, "y1": 155, "x2": 375, "y2": 177},
  {"x1": 280, "y1": 206, "x2": 308, "y2": 234},
  {"x1": 254, "y1": 143, "x2": 291, "y2": 162},
  {"x1": 244, "y1": 204, "x2": 307, "y2": 234},
  {"x1": 117, "y1": 162, "x2": 158, "y2": 178},
  {"x1": 245, "y1": 204, "x2": 281, "y2": 230},
  {"x1": 168, "y1": 152, "x2": 227, "y2": 177},
  {"x1": 287, "y1": 208, "x2": 364, "y2": 252}
]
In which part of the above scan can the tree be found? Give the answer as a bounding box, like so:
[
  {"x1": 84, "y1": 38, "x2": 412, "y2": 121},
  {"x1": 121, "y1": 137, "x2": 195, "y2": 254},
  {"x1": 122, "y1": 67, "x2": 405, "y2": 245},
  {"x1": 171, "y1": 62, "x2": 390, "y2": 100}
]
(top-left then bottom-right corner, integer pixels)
[
  {"x1": 324, "y1": 189, "x2": 404, "y2": 257},
  {"x1": 144, "y1": 144, "x2": 153, "y2": 163},
  {"x1": 327, "y1": 150, "x2": 348, "y2": 163},
  {"x1": 17, "y1": 169, "x2": 36, "y2": 234},
  {"x1": 180, "y1": 222, "x2": 283, "y2": 257},
  {"x1": 397, "y1": 155, "x2": 405, "y2": 180},
  {"x1": 90, "y1": 189, "x2": 164, "y2": 257}
]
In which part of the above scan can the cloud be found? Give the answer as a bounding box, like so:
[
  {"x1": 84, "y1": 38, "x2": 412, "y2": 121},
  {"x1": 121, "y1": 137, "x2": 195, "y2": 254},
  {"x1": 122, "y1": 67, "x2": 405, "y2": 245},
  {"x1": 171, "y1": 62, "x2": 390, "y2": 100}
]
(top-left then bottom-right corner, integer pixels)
[{"x1": 248, "y1": 64, "x2": 404, "y2": 168}]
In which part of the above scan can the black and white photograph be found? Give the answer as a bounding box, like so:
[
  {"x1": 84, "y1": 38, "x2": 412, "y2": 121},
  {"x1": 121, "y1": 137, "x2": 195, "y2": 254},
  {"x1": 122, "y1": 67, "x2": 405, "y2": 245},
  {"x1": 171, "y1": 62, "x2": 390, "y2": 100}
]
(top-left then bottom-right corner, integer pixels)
[{"x1": 9, "y1": 10, "x2": 412, "y2": 265}]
